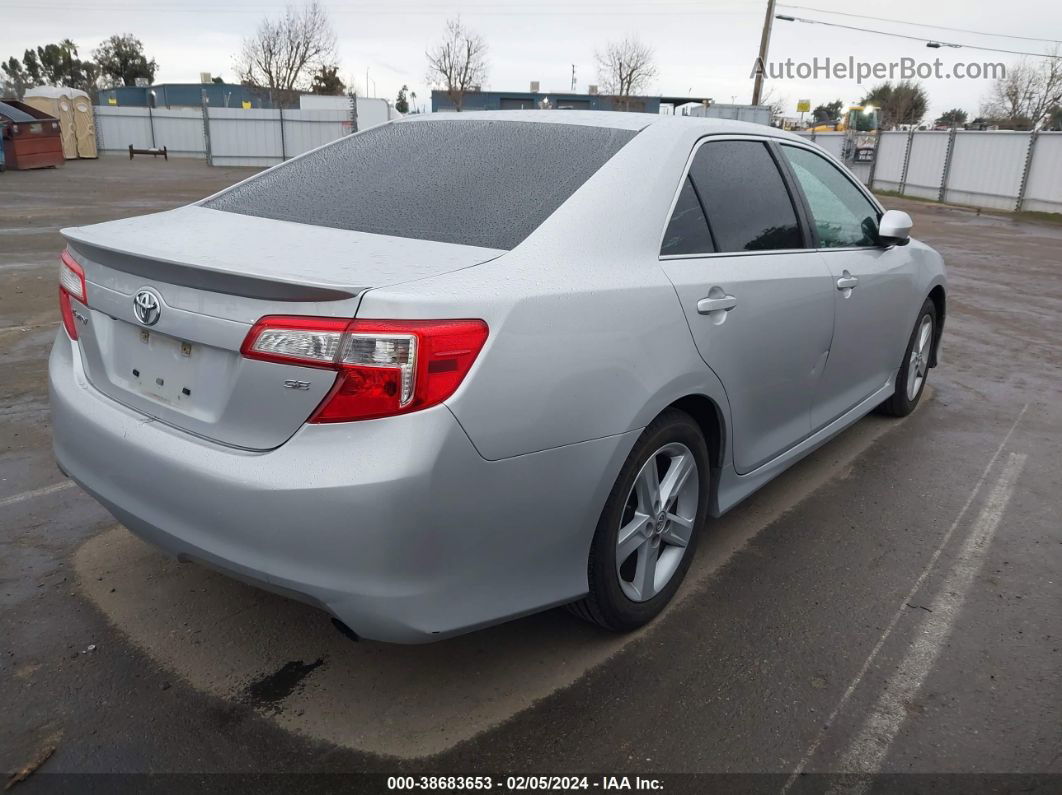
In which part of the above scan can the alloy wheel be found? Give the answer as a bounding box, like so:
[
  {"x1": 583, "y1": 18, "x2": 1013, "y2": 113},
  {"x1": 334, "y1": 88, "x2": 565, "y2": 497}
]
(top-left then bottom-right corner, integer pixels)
[
  {"x1": 907, "y1": 314, "x2": 934, "y2": 401},
  {"x1": 615, "y1": 442, "x2": 699, "y2": 603}
]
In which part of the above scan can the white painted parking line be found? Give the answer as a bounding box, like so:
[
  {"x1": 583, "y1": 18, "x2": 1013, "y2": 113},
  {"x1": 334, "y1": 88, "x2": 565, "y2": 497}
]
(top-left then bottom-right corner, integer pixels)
[
  {"x1": 781, "y1": 403, "x2": 1029, "y2": 792},
  {"x1": 0, "y1": 481, "x2": 75, "y2": 509},
  {"x1": 833, "y1": 451, "x2": 1027, "y2": 792}
]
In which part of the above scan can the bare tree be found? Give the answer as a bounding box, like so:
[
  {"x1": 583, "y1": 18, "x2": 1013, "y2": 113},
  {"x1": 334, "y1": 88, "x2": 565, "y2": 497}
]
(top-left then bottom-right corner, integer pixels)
[
  {"x1": 236, "y1": 1, "x2": 337, "y2": 94},
  {"x1": 595, "y1": 37, "x2": 657, "y2": 111},
  {"x1": 760, "y1": 85, "x2": 786, "y2": 126},
  {"x1": 425, "y1": 17, "x2": 488, "y2": 112},
  {"x1": 982, "y1": 51, "x2": 1062, "y2": 130}
]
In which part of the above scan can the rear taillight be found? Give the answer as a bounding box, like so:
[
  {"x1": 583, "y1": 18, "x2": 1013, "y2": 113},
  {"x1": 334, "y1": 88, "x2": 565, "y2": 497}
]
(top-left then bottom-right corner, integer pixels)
[
  {"x1": 241, "y1": 316, "x2": 489, "y2": 422},
  {"x1": 58, "y1": 250, "x2": 86, "y2": 340}
]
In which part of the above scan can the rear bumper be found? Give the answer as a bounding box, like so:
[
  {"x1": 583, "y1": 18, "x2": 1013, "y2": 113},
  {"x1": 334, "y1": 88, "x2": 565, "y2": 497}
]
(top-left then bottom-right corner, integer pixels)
[{"x1": 50, "y1": 332, "x2": 636, "y2": 642}]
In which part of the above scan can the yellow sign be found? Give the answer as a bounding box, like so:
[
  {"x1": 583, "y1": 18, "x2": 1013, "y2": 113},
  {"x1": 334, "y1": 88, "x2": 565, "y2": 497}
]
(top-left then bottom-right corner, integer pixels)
[
  {"x1": 797, "y1": 99, "x2": 811, "y2": 113},
  {"x1": 241, "y1": 100, "x2": 252, "y2": 110},
  {"x1": 107, "y1": 97, "x2": 118, "y2": 105}
]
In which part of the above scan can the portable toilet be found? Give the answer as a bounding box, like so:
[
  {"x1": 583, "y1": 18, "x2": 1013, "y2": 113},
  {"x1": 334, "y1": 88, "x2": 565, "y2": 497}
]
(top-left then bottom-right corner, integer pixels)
[
  {"x1": 23, "y1": 86, "x2": 79, "y2": 159},
  {"x1": 70, "y1": 90, "x2": 98, "y2": 158}
]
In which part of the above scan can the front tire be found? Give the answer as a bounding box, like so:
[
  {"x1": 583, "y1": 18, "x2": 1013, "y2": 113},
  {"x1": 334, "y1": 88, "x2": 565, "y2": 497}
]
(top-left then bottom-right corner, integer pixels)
[
  {"x1": 879, "y1": 297, "x2": 937, "y2": 417},
  {"x1": 568, "y1": 409, "x2": 710, "y2": 632}
]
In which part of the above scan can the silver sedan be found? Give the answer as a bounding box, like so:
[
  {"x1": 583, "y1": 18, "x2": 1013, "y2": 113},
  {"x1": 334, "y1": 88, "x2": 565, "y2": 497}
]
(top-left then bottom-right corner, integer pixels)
[{"x1": 50, "y1": 111, "x2": 946, "y2": 642}]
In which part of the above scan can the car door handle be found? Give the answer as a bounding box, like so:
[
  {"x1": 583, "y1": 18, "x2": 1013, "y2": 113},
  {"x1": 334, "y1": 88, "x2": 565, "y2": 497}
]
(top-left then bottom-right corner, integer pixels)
[
  {"x1": 697, "y1": 295, "x2": 738, "y2": 314},
  {"x1": 836, "y1": 273, "x2": 859, "y2": 290}
]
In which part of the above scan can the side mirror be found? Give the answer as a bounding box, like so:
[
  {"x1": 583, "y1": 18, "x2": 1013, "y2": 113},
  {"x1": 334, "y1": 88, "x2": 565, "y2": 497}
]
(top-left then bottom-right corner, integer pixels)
[{"x1": 878, "y1": 209, "x2": 913, "y2": 246}]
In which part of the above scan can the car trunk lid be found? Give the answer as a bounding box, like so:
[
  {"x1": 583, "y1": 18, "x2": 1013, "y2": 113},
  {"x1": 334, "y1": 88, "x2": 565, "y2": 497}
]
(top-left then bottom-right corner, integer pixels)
[{"x1": 62, "y1": 206, "x2": 504, "y2": 450}]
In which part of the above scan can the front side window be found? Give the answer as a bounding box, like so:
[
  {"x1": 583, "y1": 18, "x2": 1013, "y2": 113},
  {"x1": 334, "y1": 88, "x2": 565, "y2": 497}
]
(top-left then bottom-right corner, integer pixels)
[
  {"x1": 781, "y1": 145, "x2": 880, "y2": 248},
  {"x1": 687, "y1": 140, "x2": 803, "y2": 253}
]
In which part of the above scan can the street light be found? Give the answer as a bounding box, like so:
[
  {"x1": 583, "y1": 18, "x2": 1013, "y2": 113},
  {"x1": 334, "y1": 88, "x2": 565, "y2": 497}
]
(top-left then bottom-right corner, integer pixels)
[{"x1": 147, "y1": 89, "x2": 157, "y2": 149}]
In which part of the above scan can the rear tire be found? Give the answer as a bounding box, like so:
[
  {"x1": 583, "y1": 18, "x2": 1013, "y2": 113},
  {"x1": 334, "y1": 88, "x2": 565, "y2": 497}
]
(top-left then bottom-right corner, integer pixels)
[
  {"x1": 567, "y1": 409, "x2": 710, "y2": 632},
  {"x1": 879, "y1": 297, "x2": 937, "y2": 417}
]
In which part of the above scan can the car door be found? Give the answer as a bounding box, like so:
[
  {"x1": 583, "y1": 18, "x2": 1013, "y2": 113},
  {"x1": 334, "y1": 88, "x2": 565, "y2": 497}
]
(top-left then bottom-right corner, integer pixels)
[
  {"x1": 777, "y1": 143, "x2": 915, "y2": 429},
  {"x1": 659, "y1": 137, "x2": 836, "y2": 475}
]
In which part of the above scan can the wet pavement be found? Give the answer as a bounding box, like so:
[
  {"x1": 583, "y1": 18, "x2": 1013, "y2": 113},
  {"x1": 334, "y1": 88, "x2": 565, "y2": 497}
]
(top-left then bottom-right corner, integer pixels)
[{"x1": 1, "y1": 158, "x2": 1059, "y2": 788}]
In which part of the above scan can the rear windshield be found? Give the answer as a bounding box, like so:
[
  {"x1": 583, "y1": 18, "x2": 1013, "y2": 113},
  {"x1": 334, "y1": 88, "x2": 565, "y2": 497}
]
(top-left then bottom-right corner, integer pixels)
[{"x1": 203, "y1": 119, "x2": 637, "y2": 250}]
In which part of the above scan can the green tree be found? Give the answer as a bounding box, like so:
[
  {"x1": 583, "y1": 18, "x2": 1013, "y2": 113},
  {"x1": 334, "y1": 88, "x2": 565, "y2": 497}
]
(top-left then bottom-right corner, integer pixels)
[
  {"x1": 94, "y1": 34, "x2": 157, "y2": 87},
  {"x1": 935, "y1": 108, "x2": 968, "y2": 128},
  {"x1": 862, "y1": 81, "x2": 928, "y2": 129},
  {"x1": 985, "y1": 114, "x2": 1035, "y2": 131},
  {"x1": 1, "y1": 40, "x2": 98, "y2": 95},
  {"x1": 21, "y1": 49, "x2": 44, "y2": 85},
  {"x1": 1047, "y1": 105, "x2": 1062, "y2": 131},
  {"x1": 812, "y1": 99, "x2": 843, "y2": 123},
  {"x1": 37, "y1": 39, "x2": 93, "y2": 89},
  {"x1": 309, "y1": 64, "x2": 345, "y2": 94},
  {"x1": 1, "y1": 56, "x2": 31, "y2": 98},
  {"x1": 395, "y1": 84, "x2": 409, "y2": 113}
]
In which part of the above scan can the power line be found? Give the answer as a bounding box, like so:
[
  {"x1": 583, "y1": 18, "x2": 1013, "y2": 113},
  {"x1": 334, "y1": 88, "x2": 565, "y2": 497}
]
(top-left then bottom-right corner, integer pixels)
[
  {"x1": 776, "y1": 14, "x2": 1062, "y2": 59},
  {"x1": 778, "y1": 4, "x2": 1062, "y2": 46},
  {"x1": 0, "y1": 1, "x2": 758, "y2": 14}
]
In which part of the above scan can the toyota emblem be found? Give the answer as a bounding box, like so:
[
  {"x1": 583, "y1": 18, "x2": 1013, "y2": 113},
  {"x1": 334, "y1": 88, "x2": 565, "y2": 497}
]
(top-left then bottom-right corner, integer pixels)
[{"x1": 133, "y1": 289, "x2": 162, "y2": 326}]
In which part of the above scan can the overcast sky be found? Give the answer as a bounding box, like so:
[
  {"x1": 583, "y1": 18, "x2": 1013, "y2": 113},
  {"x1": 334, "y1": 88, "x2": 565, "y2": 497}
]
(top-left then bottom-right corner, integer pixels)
[{"x1": 3, "y1": 0, "x2": 1060, "y2": 120}]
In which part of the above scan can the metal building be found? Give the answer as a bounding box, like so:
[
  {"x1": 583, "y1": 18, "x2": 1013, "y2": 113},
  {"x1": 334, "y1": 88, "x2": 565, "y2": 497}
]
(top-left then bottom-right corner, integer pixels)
[
  {"x1": 431, "y1": 89, "x2": 663, "y2": 114},
  {"x1": 430, "y1": 90, "x2": 771, "y2": 126},
  {"x1": 97, "y1": 83, "x2": 292, "y2": 109}
]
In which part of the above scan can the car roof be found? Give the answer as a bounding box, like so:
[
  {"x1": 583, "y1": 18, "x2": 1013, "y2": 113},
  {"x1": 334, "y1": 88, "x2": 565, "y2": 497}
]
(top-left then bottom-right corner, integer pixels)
[{"x1": 398, "y1": 109, "x2": 802, "y2": 142}]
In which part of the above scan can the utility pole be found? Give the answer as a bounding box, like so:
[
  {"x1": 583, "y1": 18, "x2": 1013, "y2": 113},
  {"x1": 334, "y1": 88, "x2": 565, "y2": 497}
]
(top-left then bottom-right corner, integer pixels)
[
  {"x1": 571, "y1": 64, "x2": 576, "y2": 92},
  {"x1": 751, "y1": 0, "x2": 776, "y2": 106}
]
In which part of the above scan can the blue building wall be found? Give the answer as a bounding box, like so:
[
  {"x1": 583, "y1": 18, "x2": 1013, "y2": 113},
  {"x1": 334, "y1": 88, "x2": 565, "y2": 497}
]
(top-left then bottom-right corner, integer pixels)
[
  {"x1": 98, "y1": 84, "x2": 286, "y2": 109},
  {"x1": 431, "y1": 90, "x2": 660, "y2": 114}
]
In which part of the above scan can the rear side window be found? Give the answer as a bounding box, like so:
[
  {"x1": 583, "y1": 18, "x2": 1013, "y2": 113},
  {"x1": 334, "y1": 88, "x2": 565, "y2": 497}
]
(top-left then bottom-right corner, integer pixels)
[
  {"x1": 204, "y1": 120, "x2": 637, "y2": 250},
  {"x1": 688, "y1": 140, "x2": 803, "y2": 253},
  {"x1": 660, "y1": 177, "x2": 714, "y2": 256},
  {"x1": 781, "y1": 145, "x2": 880, "y2": 248}
]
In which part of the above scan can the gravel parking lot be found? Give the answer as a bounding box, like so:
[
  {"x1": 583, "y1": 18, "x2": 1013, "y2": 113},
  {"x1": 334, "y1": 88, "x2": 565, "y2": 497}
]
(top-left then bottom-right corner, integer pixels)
[{"x1": 1, "y1": 157, "x2": 1060, "y2": 789}]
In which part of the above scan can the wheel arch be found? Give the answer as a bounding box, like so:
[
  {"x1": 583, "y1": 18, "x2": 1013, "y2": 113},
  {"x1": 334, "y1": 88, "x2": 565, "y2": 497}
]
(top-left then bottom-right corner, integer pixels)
[
  {"x1": 927, "y1": 284, "x2": 946, "y2": 367},
  {"x1": 668, "y1": 394, "x2": 726, "y2": 473}
]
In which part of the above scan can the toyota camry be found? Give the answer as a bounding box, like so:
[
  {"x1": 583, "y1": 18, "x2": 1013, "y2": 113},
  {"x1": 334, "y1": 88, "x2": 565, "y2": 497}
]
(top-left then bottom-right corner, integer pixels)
[{"x1": 50, "y1": 111, "x2": 946, "y2": 642}]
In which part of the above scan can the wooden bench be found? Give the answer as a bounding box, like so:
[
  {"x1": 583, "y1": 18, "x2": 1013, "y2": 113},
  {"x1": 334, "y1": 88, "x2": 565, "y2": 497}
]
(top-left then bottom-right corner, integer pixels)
[{"x1": 128, "y1": 145, "x2": 168, "y2": 160}]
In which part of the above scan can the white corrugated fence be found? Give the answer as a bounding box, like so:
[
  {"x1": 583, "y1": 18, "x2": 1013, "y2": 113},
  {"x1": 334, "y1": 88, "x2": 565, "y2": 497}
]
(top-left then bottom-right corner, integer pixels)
[
  {"x1": 89, "y1": 107, "x2": 1062, "y2": 215},
  {"x1": 92, "y1": 97, "x2": 395, "y2": 167},
  {"x1": 796, "y1": 129, "x2": 1062, "y2": 214}
]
